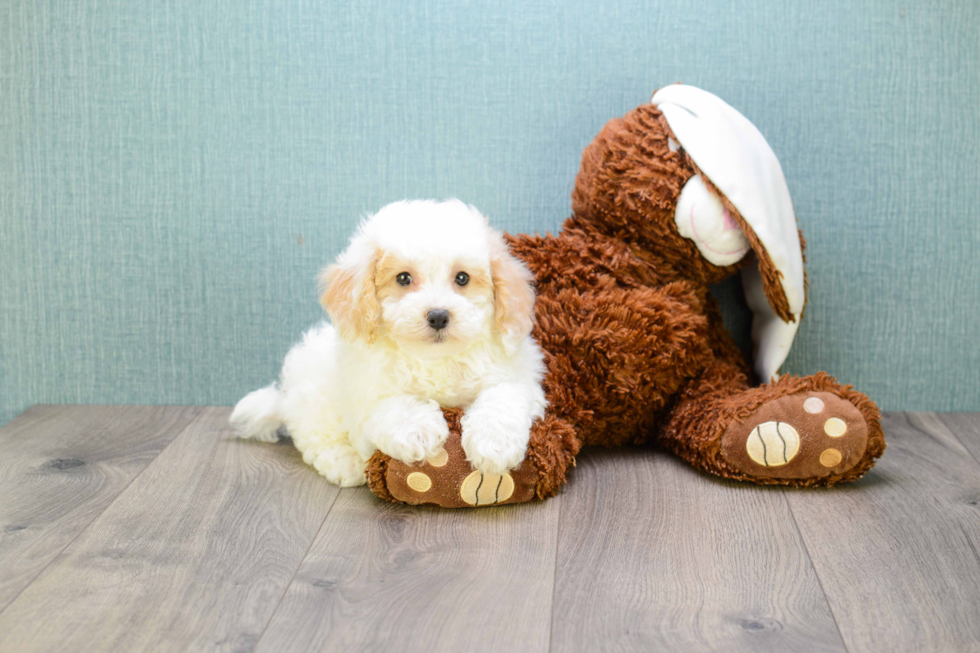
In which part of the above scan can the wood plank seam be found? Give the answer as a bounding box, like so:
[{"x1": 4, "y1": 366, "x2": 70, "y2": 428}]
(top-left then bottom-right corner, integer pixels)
[
  {"x1": 252, "y1": 485, "x2": 343, "y2": 649},
  {"x1": 781, "y1": 491, "x2": 851, "y2": 653},
  {"x1": 938, "y1": 414, "x2": 980, "y2": 470},
  {"x1": 960, "y1": 523, "x2": 980, "y2": 570},
  {"x1": 910, "y1": 412, "x2": 975, "y2": 454},
  {"x1": 547, "y1": 493, "x2": 565, "y2": 653},
  {"x1": 0, "y1": 407, "x2": 204, "y2": 618}
]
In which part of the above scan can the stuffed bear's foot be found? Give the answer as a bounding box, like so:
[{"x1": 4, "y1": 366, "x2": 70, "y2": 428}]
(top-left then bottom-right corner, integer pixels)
[
  {"x1": 367, "y1": 429, "x2": 539, "y2": 508},
  {"x1": 720, "y1": 390, "x2": 873, "y2": 482},
  {"x1": 660, "y1": 367, "x2": 885, "y2": 487},
  {"x1": 366, "y1": 408, "x2": 580, "y2": 508}
]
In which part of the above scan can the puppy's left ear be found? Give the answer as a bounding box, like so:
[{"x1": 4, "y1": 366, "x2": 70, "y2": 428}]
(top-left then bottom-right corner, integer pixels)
[{"x1": 490, "y1": 233, "x2": 536, "y2": 355}]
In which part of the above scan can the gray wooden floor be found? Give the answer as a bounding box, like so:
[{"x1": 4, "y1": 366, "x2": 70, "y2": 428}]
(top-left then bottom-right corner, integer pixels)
[{"x1": 1, "y1": 407, "x2": 978, "y2": 652}]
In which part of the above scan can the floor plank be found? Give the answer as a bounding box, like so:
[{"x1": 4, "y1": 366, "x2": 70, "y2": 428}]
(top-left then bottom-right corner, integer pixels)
[
  {"x1": 256, "y1": 487, "x2": 560, "y2": 653},
  {"x1": 0, "y1": 404, "x2": 201, "y2": 612},
  {"x1": 550, "y1": 448, "x2": 845, "y2": 653},
  {"x1": 787, "y1": 412, "x2": 980, "y2": 652},
  {"x1": 3, "y1": 406, "x2": 978, "y2": 651},
  {"x1": 0, "y1": 407, "x2": 339, "y2": 653}
]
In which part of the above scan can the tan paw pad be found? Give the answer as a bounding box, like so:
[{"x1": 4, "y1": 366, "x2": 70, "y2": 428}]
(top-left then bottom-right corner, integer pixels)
[
  {"x1": 460, "y1": 471, "x2": 515, "y2": 506},
  {"x1": 819, "y1": 448, "x2": 843, "y2": 468},
  {"x1": 803, "y1": 397, "x2": 825, "y2": 414},
  {"x1": 823, "y1": 417, "x2": 847, "y2": 437},
  {"x1": 746, "y1": 421, "x2": 801, "y2": 467},
  {"x1": 426, "y1": 450, "x2": 449, "y2": 467},
  {"x1": 406, "y1": 472, "x2": 432, "y2": 492}
]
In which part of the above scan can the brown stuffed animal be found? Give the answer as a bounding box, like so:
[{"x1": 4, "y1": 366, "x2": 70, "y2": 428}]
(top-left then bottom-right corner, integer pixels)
[{"x1": 367, "y1": 85, "x2": 885, "y2": 508}]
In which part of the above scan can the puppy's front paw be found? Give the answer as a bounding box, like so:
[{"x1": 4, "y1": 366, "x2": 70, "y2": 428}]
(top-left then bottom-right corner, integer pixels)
[
  {"x1": 366, "y1": 402, "x2": 449, "y2": 465},
  {"x1": 461, "y1": 413, "x2": 530, "y2": 475}
]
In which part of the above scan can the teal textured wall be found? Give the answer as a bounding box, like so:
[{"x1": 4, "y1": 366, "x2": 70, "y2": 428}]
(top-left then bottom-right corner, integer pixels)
[{"x1": 2, "y1": 0, "x2": 978, "y2": 426}]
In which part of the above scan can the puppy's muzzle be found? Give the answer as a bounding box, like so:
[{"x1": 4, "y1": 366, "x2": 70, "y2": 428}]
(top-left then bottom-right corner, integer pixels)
[{"x1": 426, "y1": 309, "x2": 450, "y2": 331}]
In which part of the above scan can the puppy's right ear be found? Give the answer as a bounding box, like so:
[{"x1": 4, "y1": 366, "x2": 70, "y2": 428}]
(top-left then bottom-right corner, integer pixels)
[
  {"x1": 318, "y1": 239, "x2": 380, "y2": 345},
  {"x1": 489, "y1": 232, "x2": 536, "y2": 356}
]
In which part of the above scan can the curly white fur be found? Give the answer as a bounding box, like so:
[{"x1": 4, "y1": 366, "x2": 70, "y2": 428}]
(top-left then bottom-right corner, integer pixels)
[{"x1": 230, "y1": 200, "x2": 547, "y2": 487}]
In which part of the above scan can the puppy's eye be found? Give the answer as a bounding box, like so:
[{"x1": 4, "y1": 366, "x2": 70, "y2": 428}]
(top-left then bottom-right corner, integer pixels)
[
  {"x1": 454, "y1": 272, "x2": 470, "y2": 287},
  {"x1": 396, "y1": 272, "x2": 412, "y2": 286}
]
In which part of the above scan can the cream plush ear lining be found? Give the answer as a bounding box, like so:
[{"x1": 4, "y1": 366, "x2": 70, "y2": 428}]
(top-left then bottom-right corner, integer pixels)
[{"x1": 652, "y1": 84, "x2": 806, "y2": 383}]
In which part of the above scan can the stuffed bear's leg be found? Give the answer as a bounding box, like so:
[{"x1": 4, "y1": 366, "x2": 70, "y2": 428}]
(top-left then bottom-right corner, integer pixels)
[{"x1": 657, "y1": 357, "x2": 885, "y2": 486}]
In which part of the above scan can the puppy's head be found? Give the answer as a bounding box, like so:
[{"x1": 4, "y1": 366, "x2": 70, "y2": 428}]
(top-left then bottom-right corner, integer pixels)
[{"x1": 319, "y1": 200, "x2": 535, "y2": 357}]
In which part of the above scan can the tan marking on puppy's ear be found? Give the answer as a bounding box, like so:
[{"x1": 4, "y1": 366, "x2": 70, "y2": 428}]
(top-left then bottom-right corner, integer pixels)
[
  {"x1": 318, "y1": 248, "x2": 381, "y2": 345},
  {"x1": 490, "y1": 233, "x2": 535, "y2": 355}
]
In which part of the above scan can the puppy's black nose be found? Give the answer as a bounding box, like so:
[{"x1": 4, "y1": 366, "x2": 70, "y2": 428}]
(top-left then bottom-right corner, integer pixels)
[{"x1": 426, "y1": 309, "x2": 450, "y2": 331}]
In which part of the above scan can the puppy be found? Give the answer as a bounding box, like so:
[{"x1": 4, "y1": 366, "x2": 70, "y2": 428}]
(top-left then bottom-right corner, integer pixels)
[{"x1": 230, "y1": 200, "x2": 547, "y2": 486}]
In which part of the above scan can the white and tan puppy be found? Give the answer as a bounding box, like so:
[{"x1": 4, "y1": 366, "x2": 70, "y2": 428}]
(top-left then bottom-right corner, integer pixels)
[{"x1": 230, "y1": 200, "x2": 547, "y2": 487}]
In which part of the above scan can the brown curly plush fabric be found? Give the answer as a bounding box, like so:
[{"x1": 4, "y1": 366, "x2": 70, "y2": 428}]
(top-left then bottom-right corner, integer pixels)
[{"x1": 367, "y1": 104, "x2": 885, "y2": 506}]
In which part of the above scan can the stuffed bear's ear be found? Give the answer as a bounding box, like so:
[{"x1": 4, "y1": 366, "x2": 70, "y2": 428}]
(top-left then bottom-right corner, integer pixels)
[{"x1": 652, "y1": 84, "x2": 805, "y2": 383}]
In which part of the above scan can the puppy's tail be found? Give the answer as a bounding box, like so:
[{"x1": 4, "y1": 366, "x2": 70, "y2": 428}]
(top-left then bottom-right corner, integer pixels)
[{"x1": 229, "y1": 384, "x2": 284, "y2": 442}]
